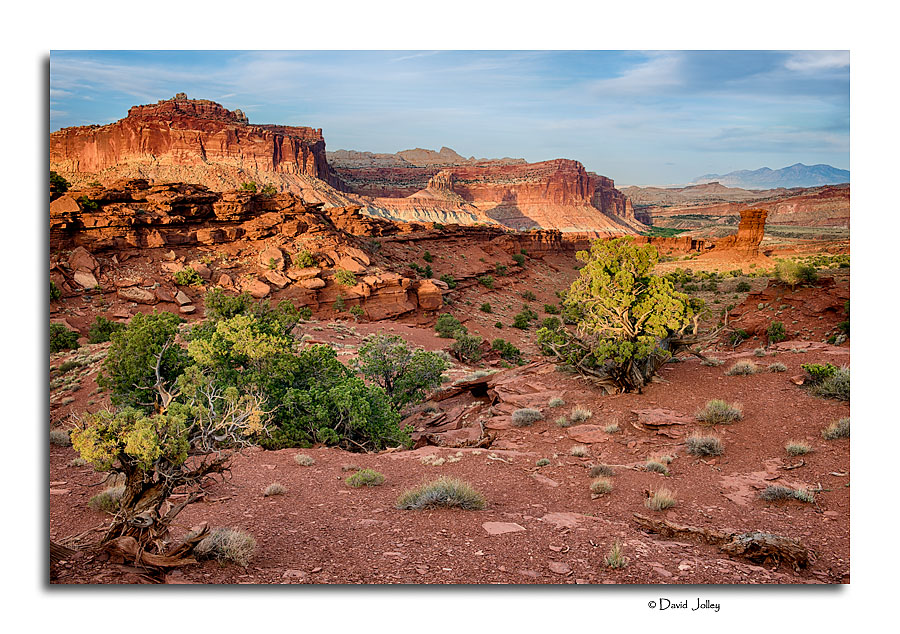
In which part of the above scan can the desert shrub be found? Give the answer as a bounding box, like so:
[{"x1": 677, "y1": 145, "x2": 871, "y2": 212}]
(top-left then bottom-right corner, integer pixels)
[
  {"x1": 645, "y1": 488, "x2": 676, "y2": 510},
  {"x1": 555, "y1": 416, "x2": 571, "y2": 428},
  {"x1": 775, "y1": 260, "x2": 818, "y2": 288},
  {"x1": 50, "y1": 322, "x2": 80, "y2": 354},
  {"x1": 768, "y1": 362, "x2": 788, "y2": 372},
  {"x1": 50, "y1": 170, "x2": 69, "y2": 196},
  {"x1": 480, "y1": 302, "x2": 492, "y2": 313},
  {"x1": 570, "y1": 445, "x2": 590, "y2": 457},
  {"x1": 435, "y1": 313, "x2": 465, "y2": 338},
  {"x1": 88, "y1": 315, "x2": 125, "y2": 344},
  {"x1": 725, "y1": 360, "x2": 759, "y2": 376},
  {"x1": 174, "y1": 267, "x2": 204, "y2": 287},
  {"x1": 512, "y1": 408, "x2": 543, "y2": 427},
  {"x1": 264, "y1": 483, "x2": 286, "y2": 497},
  {"x1": 541, "y1": 317, "x2": 561, "y2": 331},
  {"x1": 512, "y1": 312, "x2": 532, "y2": 330},
  {"x1": 695, "y1": 399, "x2": 743, "y2": 424},
  {"x1": 334, "y1": 269, "x2": 357, "y2": 287},
  {"x1": 349, "y1": 305, "x2": 365, "y2": 321},
  {"x1": 240, "y1": 182, "x2": 258, "y2": 192},
  {"x1": 491, "y1": 338, "x2": 521, "y2": 363},
  {"x1": 77, "y1": 195, "x2": 98, "y2": 210},
  {"x1": 685, "y1": 434, "x2": 724, "y2": 457},
  {"x1": 439, "y1": 274, "x2": 457, "y2": 289},
  {"x1": 346, "y1": 468, "x2": 385, "y2": 488},
  {"x1": 50, "y1": 279, "x2": 61, "y2": 300},
  {"x1": 494, "y1": 263, "x2": 508, "y2": 276},
  {"x1": 543, "y1": 303, "x2": 560, "y2": 315},
  {"x1": 96, "y1": 312, "x2": 187, "y2": 409},
  {"x1": 822, "y1": 417, "x2": 850, "y2": 440},
  {"x1": 494, "y1": 321, "x2": 503, "y2": 329},
  {"x1": 759, "y1": 486, "x2": 794, "y2": 501},
  {"x1": 49, "y1": 429, "x2": 71, "y2": 446},
  {"x1": 355, "y1": 333, "x2": 449, "y2": 408},
  {"x1": 548, "y1": 397, "x2": 565, "y2": 408},
  {"x1": 729, "y1": 329, "x2": 748, "y2": 346},
  {"x1": 89, "y1": 486, "x2": 125, "y2": 513},
  {"x1": 590, "y1": 464, "x2": 615, "y2": 477},
  {"x1": 432, "y1": 222, "x2": 445, "y2": 231},
  {"x1": 793, "y1": 489, "x2": 816, "y2": 503},
  {"x1": 260, "y1": 184, "x2": 277, "y2": 196},
  {"x1": 735, "y1": 281, "x2": 751, "y2": 292},
  {"x1": 701, "y1": 357, "x2": 724, "y2": 367},
  {"x1": 604, "y1": 423, "x2": 620, "y2": 433},
  {"x1": 645, "y1": 460, "x2": 669, "y2": 475},
  {"x1": 605, "y1": 540, "x2": 627, "y2": 568},
  {"x1": 449, "y1": 332, "x2": 484, "y2": 363},
  {"x1": 294, "y1": 249, "x2": 317, "y2": 268},
  {"x1": 801, "y1": 362, "x2": 838, "y2": 383},
  {"x1": 590, "y1": 478, "x2": 613, "y2": 494},
  {"x1": 396, "y1": 477, "x2": 486, "y2": 510},
  {"x1": 521, "y1": 290, "x2": 537, "y2": 302},
  {"x1": 785, "y1": 441, "x2": 811, "y2": 456},
  {"x1": 477, "y1": 275, "x2": 495, "y2": 288},
  {"x1": 810, "y1": 367, "x2": 850, "y2": 401},
  {"x1": 512, "y1": 253, "x2": 526, "y2": 266},
  {"x1": 570, "y1": 408, "x2": 593, "y2": 423},
  {"x1": 68, "y1": 457, "x2": 88, "y2": 467},
  {"x1": 195, "y1": 527, "x2": 256, "y2": 567},
  {"x1": 767, "y1": 321, "x2": 787, "y2": 344},
  {"x1": 294, "y1": 454, "x2": 315, "y2": 466},
  {"x1": 423, "y1": 250, "x2": 434, "y2": 263},
  {"x1": 535, "y1": 458, "x2": 550, "y2": 467},
  {"x1": 297, "y1": 306, "x2": 313, "y2": 321}
]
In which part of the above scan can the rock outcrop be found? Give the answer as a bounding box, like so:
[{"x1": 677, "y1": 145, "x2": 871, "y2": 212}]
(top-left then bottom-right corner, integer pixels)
[{"x1": 715, "y1": 208, "x2": 768, "y2": 257}]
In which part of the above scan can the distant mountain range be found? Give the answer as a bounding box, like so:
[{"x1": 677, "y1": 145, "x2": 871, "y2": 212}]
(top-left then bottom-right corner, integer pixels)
[{"x1": 691, "y1": 163, "x2": 849, "y2": 189}]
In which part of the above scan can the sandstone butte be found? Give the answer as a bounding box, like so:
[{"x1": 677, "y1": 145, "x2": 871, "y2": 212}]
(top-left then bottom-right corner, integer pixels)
[{"x1": 50, "y1": 95, "x2": 641, "y2": 235}]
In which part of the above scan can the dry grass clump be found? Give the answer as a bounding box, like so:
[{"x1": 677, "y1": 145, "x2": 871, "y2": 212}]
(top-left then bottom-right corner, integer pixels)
[
  {"x1": 645, "y1": 460, "x2": 670, "y2": 475},
  {"x1": 605, "y1": 540, "x2": 628, "y2": 569},
  {"x1": 753, "y1": 348, "x2": 768, "y2": 357},
  {"x1": 810, "y1": 366, "x2": 850, "y2": 401},
  {"x1": 685, "y1": 434, "x2": 724, "y2": 457},
  {"x1": 768, "y1": 362, "x2": 788, "y2": 372},
  {"x1": 264, "y1": 483, "x2": 286, "y2": 497},
  {"x1": 590, "y1": 464, "x2": 615, "y2": 477},
  {"x1": 195, "y1": 527, "x2": 257, "y2": 567},
  {"x1": 548, "y1": 397, "x2": 566, "y2": 408},
  {"x1": 700, "y1": 357, "x2": 725, "y2": 367},
  {"x1": 554, "y1": 415, "x2": 572, "y2": 428},
  {"x1": 604, "y1": 423, "x2": 620, "y2": 434},
  {"x1": 346, "y1": 468, "x2": 385, "y2": 487},
  {"x1": 725, "y1": 360, "x2": 760, "y2": 376},
  {"x1": 646, "y1": 488, "x2": 677, "y2": 511},
  {"x1": 822, "y1": 417, "x2": 850, "y2": 440},
  {"x1": 695, "y1": 399, "x2": 743, "y2": 424},
  {"x1": 67, "y1": 457, "x2": 88, "y2": 467},
  {"x1": 294, "y1": 454, "x2": 315, "y2": 466},
  {"x1": 759, "y1": 486, "x2": 815, "y2": 503},
  {"x1": 570, "y1": 408, "x2": 593, "y2": 423},
  {"x1": 535, "y1": 458, "x2": 551, "y2": 467},
  {"x1": 396, "y1": 477, "x2": 486, "y2": 510},
  {"x1": 785, "y1": 441, "x2": 812, "y2": 456},
  {"x1": 88, "y1": 486, "x2": 124, "y2": 513},
  {"x1": 50, "y1": 429, "x2": 71, "y2": 446},
  {"x1": 512, "y1": 408, "x2": 543, "y2": 427},
  {"x1": 569, "y1": 445, "x2": 590, "y2": 458},
  {"x1": 590, "y1": 477, "x2": 613, "y2": 494}
]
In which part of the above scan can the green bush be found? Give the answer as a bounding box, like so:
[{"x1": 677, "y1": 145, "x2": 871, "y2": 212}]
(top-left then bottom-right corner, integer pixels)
[
  {"x1": 50, "y1": 322, "x2": 80, "y2": 354},
  {"x1": 50, "y1": 279, "x2": 61, "y2": 301},
  {"x1": 735, "y1": 281, "x2": 751, "y2": 292},
  {"x1": 294, "y1": 250, "x2": 317, "y2": 268},
  {"x1": 477, "y1": 275, "x2": 495, "y2": 288},
  {"x1": 50, "y1": 170, "x2": 69, "y2": 196},
  {"x1": 423, "y1": 251, "x2": 434, "y2": 263},
  {"x1": 240, "y1": 182, "x2": 258, "y2": 192},
  {"x1": 174, "y1": 267, "x2": 204, "y2": 287},
  {"x1": 334, "y1": 269, "x2": 357, "y2": 287},
  {"x1": 810, "y1": 366, "x2": 850, "y2": 401},
  {"x1": 494, "y1": 263, "x2": 508, "y2": 276},
  {"x1": 543, "y1": 303, "x2": 560, "y2": 315},
  {"x1": 494, "y1": 321, "x2": 503, "y2": 329},
  {"x1": 88, "y1": 316, "x2": 125, "y2": 344},
  {"x1": 521, "y1": 290, "x2": 536, "y2": 301},
  {"x1": 729, "y1": 329, "x2": 748, "y2": 346},
  {"x1": 801, "y1": 362, "x2": 839, "y2": 383},
  {"x1": 349, "y1": 305, "x2": 365, "y2": 320},
  {"x1": 512, "y1": 253, "x2": 526, "y2": 266},
  {"x1": 767, "y1": 321, "x2": 786, "y2": 344},
  {"x1": 76, "y1": 195, "x2": 98, "y2": 210},
  {"x1": 260, "y1": 184, "x2": 277, "y2": 197},
  {"x1": 435, "y1": 313, "x2": 465, "y2": 338},
  {"x1": 346, "y1": 468, "x2": 385, "y2": 488},
  {"x1": 355, "y1": 333, "x2": 449, "y2": 408},
  {"x1": 450, "y1": 332, "x2": 483, "y2": 363},
  {"x1": 491, "y1": 338, "x2": 521, "y2": 363},
  {"x1": 479, "y1": 302, "x2": 492, "y2": 313},
  {"x1": 439, "y1": 274, "x2": 457, "y2": 289},
  {"x1": 695, "y1": 399, "x2": 743, "y2": 424}
]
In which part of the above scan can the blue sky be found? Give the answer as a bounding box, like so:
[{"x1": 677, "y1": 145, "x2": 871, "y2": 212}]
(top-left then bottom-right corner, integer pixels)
[{"x1": 49, "y1": 50, "x2": 849, "y2": 185}]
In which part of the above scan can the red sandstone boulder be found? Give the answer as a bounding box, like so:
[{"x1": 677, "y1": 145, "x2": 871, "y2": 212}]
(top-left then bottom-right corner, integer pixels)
[
  {"x1": 117, "y1": 287, "x2": 157, "y2": 304},
  {"x1": 246, "y1": 279, "x2": 271, "y2": 299},
  {"x1": 415, "y1": 280, "x2": 444, "y2": 310},
  {"x1": 258, "y1": 246, "x2": 285, "y2": 271}
]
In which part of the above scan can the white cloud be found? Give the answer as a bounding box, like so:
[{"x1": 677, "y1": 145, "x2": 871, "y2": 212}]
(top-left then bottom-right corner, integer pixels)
[
  {"x1": 586, "y1": 52, "x2": 684, "y2": 96},
  {"x1": 785, "y1": 51, "x2": 850, "y2": 72}
]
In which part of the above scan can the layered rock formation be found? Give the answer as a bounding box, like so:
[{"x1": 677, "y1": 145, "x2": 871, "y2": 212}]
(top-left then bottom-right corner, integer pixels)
[
  {"x1": 714, "y1": 208, "x2": 768, "y2": 257},
  {"x1": 49, "y1": 95, "x2": 349, "y2": 205}
]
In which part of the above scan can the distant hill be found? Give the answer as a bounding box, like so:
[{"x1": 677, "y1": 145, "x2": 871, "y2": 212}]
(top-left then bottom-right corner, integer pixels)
[{"x1": 691, "y1": 163, "x2": 849, "y2": 189}]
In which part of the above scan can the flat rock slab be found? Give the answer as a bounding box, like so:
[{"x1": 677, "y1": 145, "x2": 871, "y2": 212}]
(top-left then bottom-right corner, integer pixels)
[
  {"x1": 482, "y1": 522, "x2": 526, "y2": 536},
  {"x1": 540, "y1": 512, "x2": 583, "y2": 529},
  {"x1": 485, "y1": 416, "x2": 513, "y2": 430},
  {"x1": 531, "y1": 473, "x2": 560, "y2": 488},
  {"x1": 566, "y1": 425, "x2": 608, "y2": 443},
  {"x1": 632, "y1": 408, "x2": 692, "y2": 427},
  {"x1": 549, "y1": 561, "x2": 572, "y2": 575}
]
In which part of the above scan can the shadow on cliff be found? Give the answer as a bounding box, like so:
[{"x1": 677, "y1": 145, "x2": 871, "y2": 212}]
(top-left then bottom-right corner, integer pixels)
[{"x1": 483, "y1": 191, "x2": 541, "y2": 231}]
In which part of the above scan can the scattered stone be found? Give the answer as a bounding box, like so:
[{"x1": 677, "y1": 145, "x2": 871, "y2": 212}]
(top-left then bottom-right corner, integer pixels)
[
  {"x1": 482, "y1": 522, "x2": 526, "y2": 536},
  {"x1": 566, "y1": 425, "x2": 608, "y2": 443},
  {"x1": 265, "y1": 270, "x2": 291, "y2": 289},
  {"x1": 531, "y1": 473, "x2": 560, "y2": 487},
  {"x1": 300, "y1": 277, "x2": 325, "y2": 290},
  {"x1": 247, "y1": 280, "x2": 271, "y2": 298},
  {"x1": 549, "y1": 561, "x2": 572, "y2": 575},
  {"x1": 73, "y1": 270, "x2": 99, "y2": 290},
  {"x1": 174, "y1": 290, "x2": 192, "y2": 306},
  {"x1": 116, "y1": 286, "x2": 157, "y2": 304},
  {"x1": 179, "y1": 305, "x2": 196, "y2": 314},
  {"x1": 259, "y1": 246, "x2": 285, "y2": 271}
]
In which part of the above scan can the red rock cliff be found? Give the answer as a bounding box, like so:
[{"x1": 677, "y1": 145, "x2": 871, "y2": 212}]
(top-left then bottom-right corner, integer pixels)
[{"x1": 50, "y1": 95, "x2": 343, "y2": 191}]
